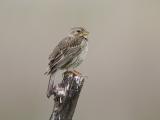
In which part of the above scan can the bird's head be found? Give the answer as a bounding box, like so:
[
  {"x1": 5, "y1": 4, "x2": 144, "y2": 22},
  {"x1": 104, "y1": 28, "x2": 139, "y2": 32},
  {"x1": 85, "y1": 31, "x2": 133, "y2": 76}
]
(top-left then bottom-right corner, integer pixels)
[{"x1": 69, "y1": 27, "x2": 89, "y2": 38}]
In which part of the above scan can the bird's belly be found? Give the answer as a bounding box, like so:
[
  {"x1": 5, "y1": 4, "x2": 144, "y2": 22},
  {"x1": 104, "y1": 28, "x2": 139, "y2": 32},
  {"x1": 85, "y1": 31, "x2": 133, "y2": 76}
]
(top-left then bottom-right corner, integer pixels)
[{"x1": 63, "y1": 43, "x2": 88, "y2": 69}]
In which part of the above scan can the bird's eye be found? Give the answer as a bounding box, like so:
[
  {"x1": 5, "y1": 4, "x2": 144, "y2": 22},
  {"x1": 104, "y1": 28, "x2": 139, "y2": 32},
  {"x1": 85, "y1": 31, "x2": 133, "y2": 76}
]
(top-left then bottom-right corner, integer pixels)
[{"x1": 77, "y1": 30, "x2": 81, "y2": 33}]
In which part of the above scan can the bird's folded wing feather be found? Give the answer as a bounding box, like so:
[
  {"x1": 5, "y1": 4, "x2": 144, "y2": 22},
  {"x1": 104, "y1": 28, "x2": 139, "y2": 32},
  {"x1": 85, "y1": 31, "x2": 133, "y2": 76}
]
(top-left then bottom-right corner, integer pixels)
[{"x1": 48, "y1": 37, "x2": 82, "y2": 70}]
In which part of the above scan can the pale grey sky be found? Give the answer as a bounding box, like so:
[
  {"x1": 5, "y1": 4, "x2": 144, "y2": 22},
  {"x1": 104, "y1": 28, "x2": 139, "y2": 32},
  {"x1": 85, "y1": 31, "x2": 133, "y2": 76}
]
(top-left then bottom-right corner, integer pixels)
[{"x1": 0, "y1": 0, "x2": 160, "y2": 120}]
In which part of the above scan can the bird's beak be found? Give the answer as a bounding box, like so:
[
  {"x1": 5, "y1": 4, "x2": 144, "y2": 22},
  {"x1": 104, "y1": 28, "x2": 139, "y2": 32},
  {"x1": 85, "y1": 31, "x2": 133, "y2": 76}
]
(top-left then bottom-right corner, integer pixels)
[
  {"x1": 82, "y1": 31, "x2": 89, "y2": 38},
  {"x1": 83, "y1": 31, "x2": 89, "y2": 35}
]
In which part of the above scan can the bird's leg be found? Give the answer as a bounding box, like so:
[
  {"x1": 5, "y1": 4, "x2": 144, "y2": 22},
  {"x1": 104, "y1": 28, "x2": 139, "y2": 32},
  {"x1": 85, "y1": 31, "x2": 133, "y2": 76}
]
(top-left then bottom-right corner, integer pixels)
[
  {"x1": 72, "y1": 70, "x2": 82, "y2": 76},
  {"x1": 64, "y1": 69, "x2": 88, "y2": 79},
  {"x1": 72, "y1": 70, "x2": 88, "y2": 79}
]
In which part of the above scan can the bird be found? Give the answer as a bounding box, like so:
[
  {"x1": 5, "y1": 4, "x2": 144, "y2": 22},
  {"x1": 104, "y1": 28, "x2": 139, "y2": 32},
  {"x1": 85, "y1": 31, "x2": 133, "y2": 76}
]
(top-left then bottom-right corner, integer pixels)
[{"x1": 45, "y1": 27, "x2": 89, "y2": 98}]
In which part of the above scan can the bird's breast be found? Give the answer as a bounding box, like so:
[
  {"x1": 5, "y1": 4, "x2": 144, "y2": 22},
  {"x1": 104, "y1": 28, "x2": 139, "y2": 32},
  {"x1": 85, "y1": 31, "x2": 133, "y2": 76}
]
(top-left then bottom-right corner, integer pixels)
[
  {"x1": 61, "y1": 40, "x2": 88, "y2": 69},
  {"x1": 79, "y1": 41, "x2": 88, "y2": 61}
]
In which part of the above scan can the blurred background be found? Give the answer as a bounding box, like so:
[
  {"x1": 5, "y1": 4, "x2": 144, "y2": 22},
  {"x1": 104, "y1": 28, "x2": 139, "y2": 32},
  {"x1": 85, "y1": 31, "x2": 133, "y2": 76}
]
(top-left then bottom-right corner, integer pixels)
[{"x1": 0, "y1": 0, "x2": 160, "y2": 120}]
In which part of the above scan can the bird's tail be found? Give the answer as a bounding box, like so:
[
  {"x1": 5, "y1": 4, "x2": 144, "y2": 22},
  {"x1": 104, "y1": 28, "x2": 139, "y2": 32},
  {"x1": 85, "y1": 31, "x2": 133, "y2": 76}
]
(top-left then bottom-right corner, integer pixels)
[
  {"x1": 46, "y1": 70, "x2": 57, "y2": 98},
  {"x1": 44, "y1": 67, "x2": 50, "y2": 75}
]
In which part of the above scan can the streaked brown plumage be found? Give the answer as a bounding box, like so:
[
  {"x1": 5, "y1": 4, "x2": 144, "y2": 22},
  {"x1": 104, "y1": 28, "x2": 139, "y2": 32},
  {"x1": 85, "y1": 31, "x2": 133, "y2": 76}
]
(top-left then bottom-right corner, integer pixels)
[{"x1": 45, "y1": 27, "x2": 89, "y2": 98}]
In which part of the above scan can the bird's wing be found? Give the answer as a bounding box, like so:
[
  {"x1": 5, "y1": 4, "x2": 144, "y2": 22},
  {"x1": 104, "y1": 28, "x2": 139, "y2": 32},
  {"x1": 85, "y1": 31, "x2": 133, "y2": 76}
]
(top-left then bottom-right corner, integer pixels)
[{"x1": 47, "y1": 37, "x2": 83, "y2": 74}]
